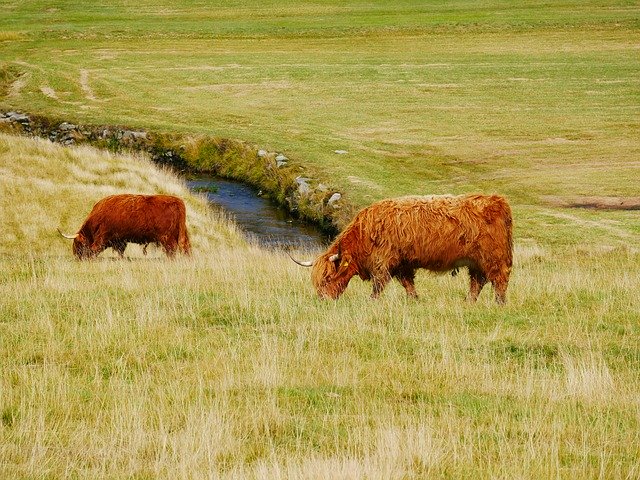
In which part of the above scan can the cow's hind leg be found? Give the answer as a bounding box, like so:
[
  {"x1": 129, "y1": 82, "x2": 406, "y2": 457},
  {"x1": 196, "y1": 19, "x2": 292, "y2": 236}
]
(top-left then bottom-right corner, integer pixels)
[
  {"x1": 492, "y1": 280, "x2": 508, "y2": 305},
  {"x1": 487, "y1": 265, "x2": 510, "y2": 305},
  {"x1": 467, "y1": 268, "x2": 487, "y2": 302},
  {"x1": 112, "y1": 241, "x2": 126, "y2": 258},
  {"x1": 160, "y1": 237, "x2": 178, "y2": 258},
  {"x1": 178, "y1": 230, "x2": 191, "y2": 256}
]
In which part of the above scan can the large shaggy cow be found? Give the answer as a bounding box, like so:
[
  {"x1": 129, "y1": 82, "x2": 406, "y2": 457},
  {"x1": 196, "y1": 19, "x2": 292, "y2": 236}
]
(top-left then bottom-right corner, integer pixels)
[
  {"x1": 290, "y1": 194, "x2": 513, "y2": 303},
  {"x1": 58, "y1": 194, "x2": 191, "y2": 259}
]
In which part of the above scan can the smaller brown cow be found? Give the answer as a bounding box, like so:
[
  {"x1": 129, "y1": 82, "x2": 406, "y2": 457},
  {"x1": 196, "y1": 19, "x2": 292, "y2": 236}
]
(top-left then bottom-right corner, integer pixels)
[
  {"x1": 290, "y1": 194, "x2": 513, "y2": 303},
  {"x1": 58, "y1": 194, "x2": 191, "y2": 259}
]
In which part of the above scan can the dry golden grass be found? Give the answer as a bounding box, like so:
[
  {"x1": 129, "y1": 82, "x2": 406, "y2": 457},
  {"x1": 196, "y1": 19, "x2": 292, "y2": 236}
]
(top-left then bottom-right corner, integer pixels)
[{"x1": 1, "y1": 133, "x2": 639, "y2": 478}]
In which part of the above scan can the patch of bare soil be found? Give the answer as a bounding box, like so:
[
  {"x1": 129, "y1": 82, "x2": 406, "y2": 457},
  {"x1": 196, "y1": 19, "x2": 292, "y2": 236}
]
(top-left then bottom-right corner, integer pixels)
[
  {"x1": 79, "y1": 69, "x2": 96, "y2": 101},
  {"x1": 40, "y1": 85, "x2": 58, "y2": 100},
  {"x1": 7, "y1": 75, "x2": 26, "y2": 97},
  {"x1": 542, "y1": 195, "x2": 640, "y2": 211}
]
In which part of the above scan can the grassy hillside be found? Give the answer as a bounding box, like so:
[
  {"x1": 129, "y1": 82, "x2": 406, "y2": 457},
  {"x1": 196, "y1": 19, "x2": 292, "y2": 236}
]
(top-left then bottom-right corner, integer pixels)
[{"x1": 1, "y1": 135, "x2": 639, "y2": 478}]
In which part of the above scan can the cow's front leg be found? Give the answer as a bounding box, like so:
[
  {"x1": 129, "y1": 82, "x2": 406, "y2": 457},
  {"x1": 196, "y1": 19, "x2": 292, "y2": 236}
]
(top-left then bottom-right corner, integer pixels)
[
  {"x1": 395, "y1": 267, "x2": 418, "y2": 298},
  {"x1": 371, "y1": 272, "x2": 391, "y2": 299},
  {"x1": 397, "y1": 276, "x2": 418, "y2": 298},
  {"x1": 112, "y1": 241, "x2": 126, "y2": 258},
  {"x1": 89, "y1": 240, "x2": 105, "y2": 258}
]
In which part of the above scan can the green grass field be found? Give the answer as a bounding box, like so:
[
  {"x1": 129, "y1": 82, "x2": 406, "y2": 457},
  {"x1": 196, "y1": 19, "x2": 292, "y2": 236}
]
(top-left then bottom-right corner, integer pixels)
[
  {"x1": 1, "y1": 1, "x2": 639, "y2": 478},
  {"x1": 2, "y1": 1, "x2": 639, "y2": 217}
]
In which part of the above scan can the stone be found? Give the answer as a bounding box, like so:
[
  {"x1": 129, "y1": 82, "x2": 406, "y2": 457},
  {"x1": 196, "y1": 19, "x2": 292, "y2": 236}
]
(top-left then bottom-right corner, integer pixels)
[
  {"x1": 257, "y1": 149, "x2": 268, "y2": 157},
  {"x1": 334, "y1": 150, "x2": 348, "y2": 155},
  {"x1": 328, "y1": 192, "x2": 342, "y2": 207},
  {"x1": 276, "y1": 153, "x2": 288, "y2": 166},
  {"x1": 295, "y1": 176, "x2": 311, "y2": 195},
  {"x1": 8, "y1": 112, "x2": 29, "y2": 123},
  {"x1": 298, "y1": 183, "x2": 311, "y2": 195},
  {"x1": 130, "y1": 131, "x2": 147, "y2": 140},
  {"x1": 121, "y1": 130, "x2": 146, "y2": 143}
]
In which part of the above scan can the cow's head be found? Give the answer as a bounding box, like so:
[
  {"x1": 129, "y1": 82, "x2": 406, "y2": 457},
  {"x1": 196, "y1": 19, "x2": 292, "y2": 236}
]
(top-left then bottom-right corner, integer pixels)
[
  {"x1": 289, "y1": 248, "x2": 358, "y2": 299},
  {"x1": 58, "y1": 229, "x2": 95, "y2": 260},
  {"x1": 312, "y1": 250, "x2": 359, "y2": 299}
]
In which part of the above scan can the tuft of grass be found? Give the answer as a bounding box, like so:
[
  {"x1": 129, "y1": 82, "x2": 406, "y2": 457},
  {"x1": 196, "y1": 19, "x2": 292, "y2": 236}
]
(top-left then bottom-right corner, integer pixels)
[
  {"x1": 191, "y1": 185, "x2": 218, "y2": 194},
  {"x1": 0, "y1": 62, "x2": 22, "y2": 97},
  {"x1": 0, "y1": 31, "x2": 24, "y2": 42}
]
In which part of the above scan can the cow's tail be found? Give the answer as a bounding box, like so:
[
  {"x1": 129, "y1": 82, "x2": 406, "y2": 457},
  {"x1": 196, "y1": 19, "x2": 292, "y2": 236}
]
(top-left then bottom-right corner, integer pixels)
[
  {"x1": 487, "y1": 195, "x2": 513, "y2": 271},
  {"x1": 503, "y1": 199, "x2": 514, "y2": 269},
  {"x1": 179, "y1": 225, "x2": 191, "y2": 256},
  {"x1": 175, "y1": 200, "x2": 192, "y2": 256}
]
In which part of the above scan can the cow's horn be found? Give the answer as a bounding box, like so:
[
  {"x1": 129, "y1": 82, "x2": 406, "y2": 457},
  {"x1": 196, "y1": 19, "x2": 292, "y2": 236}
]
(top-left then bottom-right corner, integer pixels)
[
  {"x1": 287, "y1": 251, "x2": 314, "y2": 267},
  {"x1": 57, "y1": 228, "x2": 78, "y2": 240},
  {"x1": 329, "y1": 253, "x2": 340, "y2": 262}
]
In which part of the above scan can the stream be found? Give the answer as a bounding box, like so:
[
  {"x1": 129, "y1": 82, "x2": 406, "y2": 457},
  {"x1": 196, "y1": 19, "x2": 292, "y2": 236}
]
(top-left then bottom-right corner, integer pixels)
[{"x1": 186, "y1": 176, "x2": 328, "y2": 249}]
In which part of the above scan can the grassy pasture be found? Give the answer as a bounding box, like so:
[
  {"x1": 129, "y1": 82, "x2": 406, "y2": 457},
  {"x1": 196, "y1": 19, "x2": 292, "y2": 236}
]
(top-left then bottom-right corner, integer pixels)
[
  {"x1": 1, "y1": 136, "x2": 639, "y2": 478},
  {"x1": 1, "y1": 1, "x2": 639, "y2": 220},
  {"x1": 1, "y1": 0, "x2": 640, "y2": 478}
]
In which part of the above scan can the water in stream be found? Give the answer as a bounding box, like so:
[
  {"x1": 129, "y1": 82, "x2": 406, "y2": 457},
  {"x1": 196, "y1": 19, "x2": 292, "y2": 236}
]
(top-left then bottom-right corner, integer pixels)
[{"x1": 187, "y1": 176, "x2": 328, "y2": 249}]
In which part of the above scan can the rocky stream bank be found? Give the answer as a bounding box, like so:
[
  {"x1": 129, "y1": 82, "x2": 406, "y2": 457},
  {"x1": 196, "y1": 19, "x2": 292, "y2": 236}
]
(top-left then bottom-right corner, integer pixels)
[{"x1": 1, "y1": 110, "x2": 352, "y2": 235}]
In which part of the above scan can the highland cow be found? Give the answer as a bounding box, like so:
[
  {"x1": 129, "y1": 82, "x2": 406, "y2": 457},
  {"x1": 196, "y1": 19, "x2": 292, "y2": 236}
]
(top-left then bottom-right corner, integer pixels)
[
  {"x1": 58, "y1": 194, "x2": 191, "y2": 259},
  {"x1": 290, "y1": 194, "x2": 513, "y2": 303}
]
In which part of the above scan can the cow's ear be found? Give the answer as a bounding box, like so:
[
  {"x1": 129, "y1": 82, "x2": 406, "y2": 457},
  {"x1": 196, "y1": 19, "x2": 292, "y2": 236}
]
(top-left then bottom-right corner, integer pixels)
[{"x1": 337, "y1": 253, "x2": 353, "y2": 272}]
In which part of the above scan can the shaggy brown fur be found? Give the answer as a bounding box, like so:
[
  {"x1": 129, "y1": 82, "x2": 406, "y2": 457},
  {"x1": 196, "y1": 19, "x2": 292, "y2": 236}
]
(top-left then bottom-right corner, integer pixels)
[
  {"x1": 310, "y1": 194, "x2": 513, "y2": 303},
  {"x1": 62, "y1": 194, "x2": 191, "y2": 259}
]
